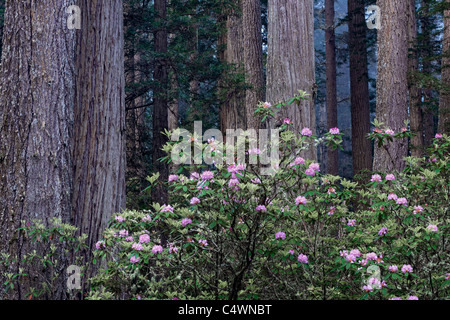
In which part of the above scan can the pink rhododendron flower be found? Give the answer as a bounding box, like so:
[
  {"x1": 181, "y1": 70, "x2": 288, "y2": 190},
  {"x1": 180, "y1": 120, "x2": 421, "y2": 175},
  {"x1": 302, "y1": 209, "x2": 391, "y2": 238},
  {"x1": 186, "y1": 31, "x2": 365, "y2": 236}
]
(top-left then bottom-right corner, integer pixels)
[
  {"x1": 350, "y1": 249, "x2": 361, "y2": 257},
  {"x1": 396, "y1": 197, "x2": 407, "y2": 206},
  {"x1": 201, "y1": 171, "x2": 214, "y2": 180},
  {"x1": 190, "y1": 172, "x2": 200, "y2": 180},
  {"x1": 228, "y1": 178, "x2": 240, "y2": 189},
  {"x1": 152, "y1": 245, "x2": 163, "y2": 254},
  {"x1": 161, "y1": 204, "x2": 174, "y2": 213},
  {"x1": 388, "y1": 192, "x2": 398, "y2": 200},
  {"x1": 132, "y1": 243, "x2": 143, "y2": 251},
  {"x1": 385, "y1": 174, "x2": 395, "y2": 181},
  {"x1": 168, "y1": 174, "x2": 179, "y2": 182},
  {"x1": 329, "y1": 127, "x2": 340, "y2": 134},
  {"x1": 378, "y1": 227, "x2": 388, "y2": 236},
  {"x1": 190, "y1": 197, "x2": 200, "y2": 205},
  {"x1": 139, "y1": 234, "x2": 150, "y2": 244},
  {"x1": 125, "y1": 236, "x2": 134, "y2": 242},
  {"x1": 435, "y1": 133, "x2": 443, "y2": 139},
  {"x1": 295, "y1": 196, "x2": 307, "y2": 205},
  {"x1": 130, "y1": 256, "x2": 139, "y2": 264},
  {"x1": 95, "y1": 240, "x2": 105, "y2": 250},
  {"x1": 115, "y1": 215, "x2": 125, "y2": 223},
  {"x1": 408, "y1": 296, "x2": 419, "y2": 300},
  {"x1": 119, "y1": 230, "x2": 128, "y2": 237},
  {"x1": 305, "y1": 168, "x2": 315, "y2": 176},
  {"x1": 384, "y1": 129, "x2": 395, "y2": 135},
  {"x1": 389, "y1": 297, "x2": 402, "y2": 300},
  {"x1": 347, "y1": 219, "x2": 356, "y2": 227},
  {"x1": 297, "y1": 254, "x2": 308, "y2": 264},
  {"x1": 328, "y1": 206, "x2": 335, "y2": 215},
  {"x1": 309, "y1": 163, "x2": 320, "y2": 172},
  {"x1": 142, "y1": 215, "x2": 152, "y2": 222},
  {"x1": 198, "y1": 239, "x2": 208, "y2": 246},
  {"x1": 327, "y1": 187, "x2": 336, "y2": 195},
  {"x1": 427, "y1": 224, "x2": 438, "y2": 232},
  {"x1": 301, "y1": 127, "x2": 313, "y2": 136},
  {"x1": 289, "y1": 249, "x2": 295, "y2": 255},
  {"x1": 401, "y1": 264, "x2": 413, "y2": 273},
  {"x1": 366, "y1": 252, "x2": 377, "y2": 261},
  {"x1": 362, "y1": 285, "x2": 373, "y2": 292},
  {"x1": 370, "y1": 174, "x2": 382, "y2": 182},
  {"x1": 445, "y1": 273, "x2": 450, "y2": 280},
  {"x1": 181, "y1": 218, "x2": 193, "y2": 227},
  {"x1": 256, "y1": 205, "x2": 267, "y2": 212},
  {"x1": 345, "y1": 254, "x2": 356, "y2": 263},
  {"x1": 251, "y1": 178, "x2": 261, "y2": 184},
  {"x1": 275, "y1": 232, "x2": 286, "y2": 240},
  {"x1": 388, "y1": 265, "x2": 398, "y2": 272},
  {"x1": 294, "y1": 157, "x2": 305, "y2": 165},
  {"x1": 283, "y1": 118, "x2": 292, "y2": 124},
  {"x1": 263, "y1": 101, "x2": 271, "y2": 108}
]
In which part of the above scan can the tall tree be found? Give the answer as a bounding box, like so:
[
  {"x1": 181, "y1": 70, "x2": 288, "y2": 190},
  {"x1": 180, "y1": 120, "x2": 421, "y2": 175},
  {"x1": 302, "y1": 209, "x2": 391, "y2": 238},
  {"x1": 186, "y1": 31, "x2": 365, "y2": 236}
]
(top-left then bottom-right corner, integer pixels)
[
  {"x1": 0, "y1": 0, "x2": 76, "y2": 299},
  {"x1": 326, "y1": 0, "x2": 338, "y2": 175},
  {"x1": 440, "y1": 0, "x2": 450, "y2": 134},
  {"x1": 219, "y1": 1, "x2": 247, "y2": 134},
  {"x1": 373, "y1": 0, "x2": 409, "y2": 172},
  {"x1": 348, "y1": 0, "x2": 372, "y2": 177},
  {"x1": 151, "y1": 0, "x2": 169, "y2": 205},
  {"x1": 72, "y1": 0, "x2": 126, "y2": 251},
  {"x1": 408, "y1": 0, "x2": 423, "y2": 157},
  {"x1": 266, "y1": 0, "x2": 316, "y2": 161},
  {"x1": 242, "y1": 0, "x2": 265, "y2": 131}
]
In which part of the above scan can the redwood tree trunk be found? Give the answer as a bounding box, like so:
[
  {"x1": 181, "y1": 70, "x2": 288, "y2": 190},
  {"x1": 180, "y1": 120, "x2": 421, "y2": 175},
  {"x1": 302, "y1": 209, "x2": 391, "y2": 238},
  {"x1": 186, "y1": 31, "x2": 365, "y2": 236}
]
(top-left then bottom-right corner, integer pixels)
[
  {"x1": 348, "y1": 0, "x2": 372, "y2": 177},
  {"x1": 440, "y1": 0, "x2": 450, "y2": 134},
  {"x1": 266, "y1": 0, "x2": 316, "y2": 161},
  {"x1": 72, "y1": 0, "x2": 126, "y2": 251},
  {"x1": 326, "y1": 0, "x2": 338, "y2": 175},
  {"x1": 373, "y1": 0, "x2": 409, "y2": 172},
  {"x1": 0, "y1": 0, "x2": 76, "y2": 299},
  {"x1": 242, "y1": 0, "x2": 265, "y2": 131},
  {"x1": 151, "y1": 0, "x2": 169, "y2": 205},
  {"x1": 219, "y1": 2, "x2": 247, "y2": 134}
]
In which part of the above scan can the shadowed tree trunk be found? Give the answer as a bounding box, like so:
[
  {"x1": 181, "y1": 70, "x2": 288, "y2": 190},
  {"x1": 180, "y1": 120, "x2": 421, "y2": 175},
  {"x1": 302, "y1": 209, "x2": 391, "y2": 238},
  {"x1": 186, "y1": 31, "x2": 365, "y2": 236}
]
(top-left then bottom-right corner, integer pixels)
[
  {"x1": 348, "y1": 0, "x2": 372, "y2": 177},
  {"x1": 151, "y1": 0, "x2": 169, "y2": 205},
  {"x1": 72, "y1": 0, "x2": 126, "y2": 252},
  {"x1": 440, "y1": 0, "x2": 450, "y2": 134},
  {"x1": 326, "y1": 0, "x2": 338, "y2": 175},
  {"x1": 266, "y1": 0, "x2": 316, "y2": 161},
  {"x1": 0, "y1": 0, "x2": 76, "y2": 299},
  {"x1": 408, "y1": 0, "x2": 423, "y2": 157},
  {"x1": 242, "y1": 0, "x2": 265, "y2": 131},
  {"x1": 373, "y1": 0, "x2": 409, "y2": 172}
]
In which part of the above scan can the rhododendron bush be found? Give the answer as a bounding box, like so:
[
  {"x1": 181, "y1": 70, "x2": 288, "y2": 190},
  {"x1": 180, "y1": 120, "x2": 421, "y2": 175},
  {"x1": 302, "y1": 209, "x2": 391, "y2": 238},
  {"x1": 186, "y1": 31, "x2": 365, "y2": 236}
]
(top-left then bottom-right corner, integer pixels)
[{"x1": 87, "y1": 101, "x2": 449, "y2": 300}]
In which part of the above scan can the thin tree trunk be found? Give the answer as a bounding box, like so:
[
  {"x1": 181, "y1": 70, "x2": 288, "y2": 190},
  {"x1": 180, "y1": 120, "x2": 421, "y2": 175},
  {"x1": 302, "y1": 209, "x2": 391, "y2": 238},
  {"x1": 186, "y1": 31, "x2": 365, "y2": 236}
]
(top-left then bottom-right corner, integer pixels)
[
  {"x1": 373, "y1": 0, "x2": 409, "y2": 172},
  {"x1": 266, "y1": 0, "x2": 316, "y2": 161},
  {"x1": 72, "y1": 0, "x2": 126, "y2": 252},
  {"x1": 440, "y1": 0, "x2": 450, "y2": 134},
  {"x1": 242, "y1": 0, "x2": 265, "y2": 131},
  {"x1": 152, "y1": 0, "x2": 169, "y2": 205},
  {"x1": 348, "y1": 0, "x2": 372, "y2": 177},
  {"x1": 0, "y1": 0, "x2": 76, "y2": 299},
  {"x1": 408, "y1": 0, "x2": 423, "y2": 157},
  {"x1": 326, "y1": 0, "x2": 338, "y2": 175}
]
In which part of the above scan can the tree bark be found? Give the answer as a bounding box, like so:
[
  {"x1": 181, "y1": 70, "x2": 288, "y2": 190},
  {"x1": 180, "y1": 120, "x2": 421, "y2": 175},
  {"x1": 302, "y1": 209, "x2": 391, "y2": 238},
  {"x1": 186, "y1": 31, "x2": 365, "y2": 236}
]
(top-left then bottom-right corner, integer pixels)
[
  {"x1": 151, "y1": 0, "x2": 169, "y2": 205},
  {"x1": 242, "y1": 0, "x2": 265, "y2": 131},
  {"x1": 326, "y1": 0, "x2": 338, "y2": 175},
  {"x1": 373, "y1": 0, "x2": 409, "y2": 172},
  {"x1": 440, "y1": 0, "x2": 450, "y2": 134},
  {"x1": 0, "y1": 0, "x2": 76, "y2": 299},
  {"x1": 348, "y1": 0, "x2": 372, "y2": 177},
  {"x1": 266, "y1": 0, "x2": 316, "y2": 161},
  {"x1": 219, "y1": 2, "x2": 247, "y2": 134},
  {"x1": 408, "y1": 0, "x2": 423, "y2": 157},
  {"x1": 72, "y1": 0, "x2": 126, "y2": 251}
]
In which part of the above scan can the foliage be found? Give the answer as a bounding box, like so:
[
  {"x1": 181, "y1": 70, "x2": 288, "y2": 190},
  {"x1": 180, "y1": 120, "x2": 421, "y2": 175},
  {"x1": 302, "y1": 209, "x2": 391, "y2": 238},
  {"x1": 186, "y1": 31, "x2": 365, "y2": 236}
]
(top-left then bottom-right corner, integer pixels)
[{"x1": 87, "y1": 100, "x2": 450, "y2": 300}]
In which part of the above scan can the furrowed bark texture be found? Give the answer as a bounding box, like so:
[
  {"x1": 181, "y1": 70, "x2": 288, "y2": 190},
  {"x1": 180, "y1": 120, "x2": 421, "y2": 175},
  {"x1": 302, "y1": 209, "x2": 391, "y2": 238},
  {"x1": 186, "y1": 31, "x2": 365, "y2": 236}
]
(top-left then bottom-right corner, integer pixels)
[
  {"x1": 325, "y1": 0, "x2": 338, "y2": 175},
  {"x1": 242, "y1": 0, "x2": 265, "y2": 131},
  {"x1": 373, "y1": 0, "x2": 409, "y2": 172},
  {"x1": 219, "y1": 2, "x2": 247, "y2": 134},
  {"x1": 348, "y1": 0, "x2": 372, "y2": 176},
  {"x1": 0, "y1": 0, "x2": 75, "y2": 299},
  {"x1": 440, "y1": 1, "x2": 450, "y2": 134},
  {"x1": 266, "y1": 0, "x2": 316, "y2": 161},
  {"x1": 72, "y1": 0, "x2": 126, "y2": 251}
]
